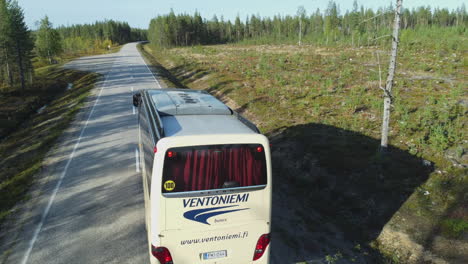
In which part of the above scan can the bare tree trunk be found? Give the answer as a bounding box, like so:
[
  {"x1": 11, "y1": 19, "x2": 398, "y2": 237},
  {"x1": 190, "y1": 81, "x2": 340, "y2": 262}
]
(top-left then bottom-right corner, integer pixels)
[
  {"x1": 5, "y1": 52, "x2": 13, "y2": 86},
  {"x1": 16, "y1": 40, "x2": 26, "y2": 91},
  {"x1": 298, "y1": 19, "x2": 302, "y2": 45},
  {"x1": 6, "y1": 60, "x2": 11, "y2": 86},
  {"x1": 380, "y1": 0, "x2": 403, "y2": 151},
  {"x1": 29, "y1": 68, "x2": 33, "y2": 85}
]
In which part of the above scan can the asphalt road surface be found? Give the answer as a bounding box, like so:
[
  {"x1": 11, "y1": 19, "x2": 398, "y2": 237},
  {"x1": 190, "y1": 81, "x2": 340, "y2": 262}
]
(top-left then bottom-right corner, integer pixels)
[{"x1": 3, "y1": 43, "x2": 161, "y2": 264}]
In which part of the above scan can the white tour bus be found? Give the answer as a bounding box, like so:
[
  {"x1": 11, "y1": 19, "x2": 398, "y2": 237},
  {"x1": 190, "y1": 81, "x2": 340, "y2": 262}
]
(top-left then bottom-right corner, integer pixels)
[{"x1": 133, "y1": 89, "x2": 272, "y2": 264}]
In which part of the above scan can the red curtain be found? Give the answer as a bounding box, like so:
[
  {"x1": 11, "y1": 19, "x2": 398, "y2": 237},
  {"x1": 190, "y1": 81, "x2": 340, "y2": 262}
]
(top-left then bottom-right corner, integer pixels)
[{"x1": 170, "y1": 147, "x2": 265, "y2": 191}]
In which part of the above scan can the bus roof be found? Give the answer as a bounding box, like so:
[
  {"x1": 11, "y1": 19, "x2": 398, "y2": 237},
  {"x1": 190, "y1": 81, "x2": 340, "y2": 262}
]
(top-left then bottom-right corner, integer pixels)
[
  {"x1": 148, "y1": 89, "x2": 231, "y2": 116},
  {"x1": 145, "y1": 89, "x2": 259, "y2": 137}
]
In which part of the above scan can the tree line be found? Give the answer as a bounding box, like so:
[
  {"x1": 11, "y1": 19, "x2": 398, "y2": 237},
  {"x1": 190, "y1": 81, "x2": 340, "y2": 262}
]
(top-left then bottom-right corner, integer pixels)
[
  {"x1": 58, "y1": 20, "x2": 147, "y2": 55},
  {"x1": 0, "y1": 0, "x2": 147, "y2": 91},
  {"x1": 148, "y1": 0, "x2": 467, "y2": 47}
]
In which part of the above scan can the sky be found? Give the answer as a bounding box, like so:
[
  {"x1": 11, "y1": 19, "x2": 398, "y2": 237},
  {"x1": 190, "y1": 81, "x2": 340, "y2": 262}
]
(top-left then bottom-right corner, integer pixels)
[{"x1": 18, "y1": 0, "x2": 465, "y2": 30}]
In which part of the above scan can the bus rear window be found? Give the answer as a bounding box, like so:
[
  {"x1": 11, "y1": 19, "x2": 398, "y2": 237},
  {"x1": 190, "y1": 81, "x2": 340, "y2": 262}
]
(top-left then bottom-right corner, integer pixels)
[{"x1": 162, "y1": 144, "x2": 267, "y2": 193}]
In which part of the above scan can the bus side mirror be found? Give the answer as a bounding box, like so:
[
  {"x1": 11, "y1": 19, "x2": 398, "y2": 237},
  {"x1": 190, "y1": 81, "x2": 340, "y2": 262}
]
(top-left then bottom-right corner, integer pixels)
[{"x1": 133, "y1": 93, "x2": 141, "y2": 107}]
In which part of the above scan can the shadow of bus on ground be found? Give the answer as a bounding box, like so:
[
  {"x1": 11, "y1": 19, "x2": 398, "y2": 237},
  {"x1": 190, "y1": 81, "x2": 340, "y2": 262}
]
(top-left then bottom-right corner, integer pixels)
[{"x1": 268, "y1": 122, "x2": 432, "y2": 263}]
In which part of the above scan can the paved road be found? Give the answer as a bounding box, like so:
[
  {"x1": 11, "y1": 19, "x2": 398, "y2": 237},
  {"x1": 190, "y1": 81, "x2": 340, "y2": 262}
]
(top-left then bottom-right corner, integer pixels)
[{"x1": 4, "y1": 43, "x2": 161, "y2": 264}]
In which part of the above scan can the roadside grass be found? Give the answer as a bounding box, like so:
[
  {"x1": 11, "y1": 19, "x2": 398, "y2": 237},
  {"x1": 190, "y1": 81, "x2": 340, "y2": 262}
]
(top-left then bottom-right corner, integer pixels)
[
  {"x1": 32, "y1": 45, "x2": 122, "y2": 69},
  {"x1": 0, "y1": 66, "x2": 99, "y2": 224},
  {"x1": 144, "y1": 43, "x2": 466, "y2": 165},
  {"x1": 142, "y1": 38, "x2": 467, "y2": 262}
]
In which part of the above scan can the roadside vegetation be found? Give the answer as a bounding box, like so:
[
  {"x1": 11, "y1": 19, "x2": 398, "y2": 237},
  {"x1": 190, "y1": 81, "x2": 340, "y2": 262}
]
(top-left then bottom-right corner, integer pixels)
[
  {"x1": 0, "y1": 67, "x2": 99, "y2": 223},
  {"x1": 143, "y1": 1, "x2": 467, "y2": 262}
]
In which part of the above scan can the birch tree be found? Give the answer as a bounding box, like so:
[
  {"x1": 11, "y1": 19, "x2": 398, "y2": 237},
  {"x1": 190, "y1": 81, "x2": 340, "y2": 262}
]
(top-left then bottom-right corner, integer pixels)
[{"x1": 380, "y1": 0, "x2": 402, "y2": 151}]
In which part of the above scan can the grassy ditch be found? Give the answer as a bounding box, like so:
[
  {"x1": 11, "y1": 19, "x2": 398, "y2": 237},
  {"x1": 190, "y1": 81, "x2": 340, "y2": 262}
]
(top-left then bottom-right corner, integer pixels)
[
  {"x1": 0, "y1": 66, "x2": 99, "y2": 223},
  {"x1": 141, "y1": 42, "x2": 467, "y2": 263}
]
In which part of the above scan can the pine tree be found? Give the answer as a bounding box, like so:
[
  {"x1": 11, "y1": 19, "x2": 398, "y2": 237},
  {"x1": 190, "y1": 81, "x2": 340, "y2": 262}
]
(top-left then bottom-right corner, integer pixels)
[
  {"x1": 0, "y1": 0, "x2": 32, "y2": 90},
  {"x1": 234, "y1": 15, "x2": 243, "y2": 41},
  {"x1": 8, "y1": 1, "x2": 33, "y2": 90},
  {"x1": 35, "y1": 16, "x2": 63, "y2": 64},
  {"x1": 325, "y1": 1, "x2": 340, "y2": 43}
]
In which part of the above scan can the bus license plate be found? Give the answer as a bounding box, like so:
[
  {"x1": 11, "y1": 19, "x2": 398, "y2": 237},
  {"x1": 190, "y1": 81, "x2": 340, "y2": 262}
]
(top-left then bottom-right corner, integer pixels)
[{"x1": 202, "y1": 250, "x2": 227, "y2": 260}]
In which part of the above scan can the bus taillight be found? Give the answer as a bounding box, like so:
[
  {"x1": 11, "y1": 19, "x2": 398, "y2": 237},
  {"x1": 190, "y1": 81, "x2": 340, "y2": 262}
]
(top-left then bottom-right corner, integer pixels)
[
  {"x1": 167, "y1": 151, "x2": 175, "y2": 158},
  {"x1": 256, "y1": 146, "x2": 264, "y2": 153},
  {"x1": 253, "y1": 233, "x2": 270, "y2": 261},
  {"x1": 151, "y1": 245, "x2": 173, "y2": 264}
]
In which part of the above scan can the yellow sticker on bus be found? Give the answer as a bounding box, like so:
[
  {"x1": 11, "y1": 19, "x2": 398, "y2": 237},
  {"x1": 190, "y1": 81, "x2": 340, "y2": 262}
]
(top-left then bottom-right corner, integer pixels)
[{"x1": 164, "y1": 180, "x2": 176, "y2": 191}]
